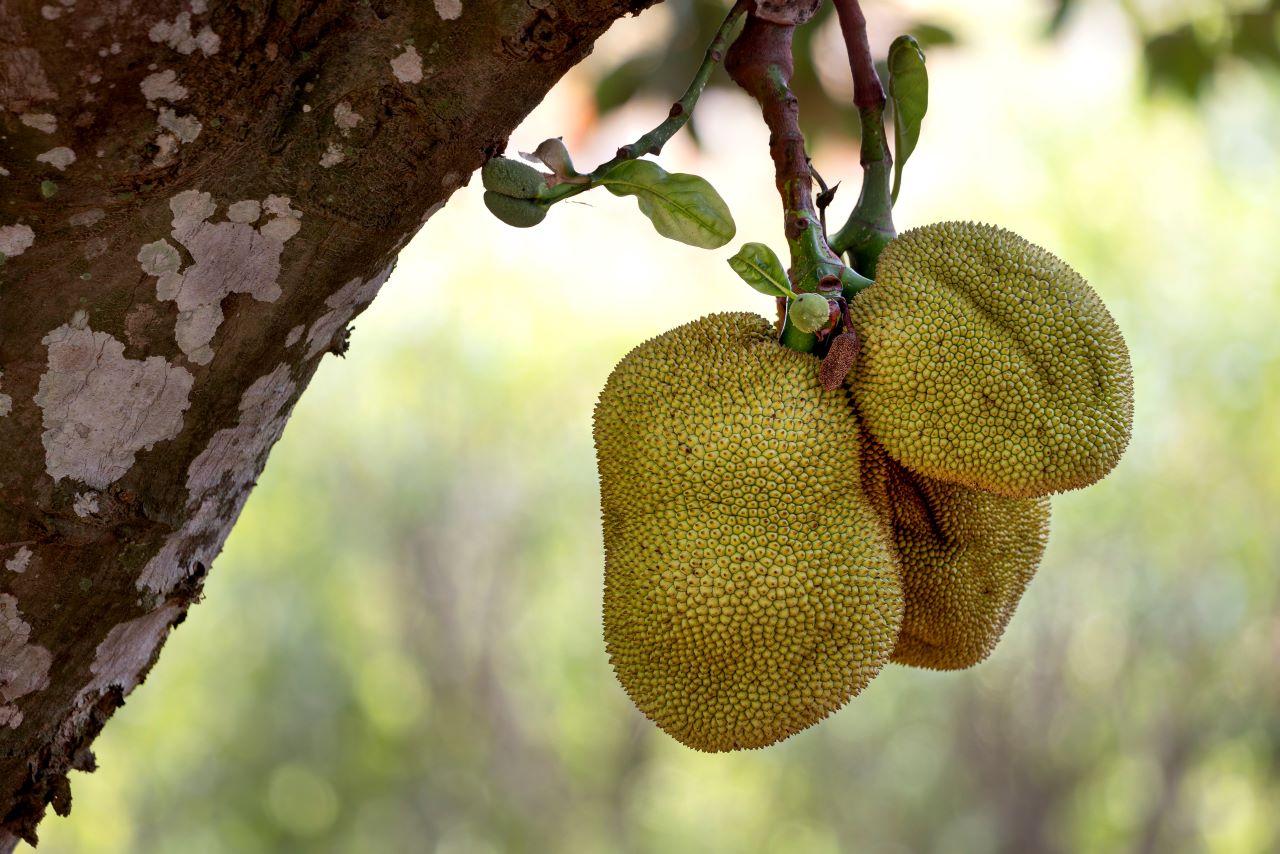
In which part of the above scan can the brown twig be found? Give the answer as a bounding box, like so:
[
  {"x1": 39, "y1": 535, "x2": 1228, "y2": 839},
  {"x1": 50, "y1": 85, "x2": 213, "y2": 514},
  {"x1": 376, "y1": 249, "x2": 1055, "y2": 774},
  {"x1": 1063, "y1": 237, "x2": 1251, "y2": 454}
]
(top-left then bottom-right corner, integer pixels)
[
  {"x1": 725, "y1": 15, "x2": 817, "y2": 242},
  {"x1": 832, "y1": 0, "x2": 885, "y2": 111},
  {"x1": 726, "y1": 12, "x2": 850, "y2": 352}
]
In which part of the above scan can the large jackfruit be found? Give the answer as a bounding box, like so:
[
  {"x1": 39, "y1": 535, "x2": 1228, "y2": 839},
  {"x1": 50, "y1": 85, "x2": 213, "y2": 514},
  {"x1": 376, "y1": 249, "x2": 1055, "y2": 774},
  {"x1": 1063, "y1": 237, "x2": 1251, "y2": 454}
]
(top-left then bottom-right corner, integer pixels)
[
  {"x1": 595, "y1": 313, "x2": 903, "y2": 752},
  {"x1": 862, "y1": 440, "x2": 1049, "y2": 670},
  {"x1": 847, "y1": 222, "x2": 1133, "y2": 498}
]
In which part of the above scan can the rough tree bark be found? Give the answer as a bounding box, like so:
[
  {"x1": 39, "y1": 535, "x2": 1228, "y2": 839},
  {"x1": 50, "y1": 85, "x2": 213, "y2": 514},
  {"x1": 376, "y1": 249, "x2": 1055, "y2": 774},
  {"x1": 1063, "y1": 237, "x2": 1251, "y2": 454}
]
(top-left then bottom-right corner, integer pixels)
[{"x1": 0, "y1": 0, "x2": 653, "y2": 845}]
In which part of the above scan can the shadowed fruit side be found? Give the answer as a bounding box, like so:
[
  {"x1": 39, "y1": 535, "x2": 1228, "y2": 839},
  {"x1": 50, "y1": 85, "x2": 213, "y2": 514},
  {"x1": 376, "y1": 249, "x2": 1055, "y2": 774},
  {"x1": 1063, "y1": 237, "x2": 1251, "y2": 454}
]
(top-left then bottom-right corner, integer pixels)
[{"x1": 861, "y1": 440, "x2": 1051, "y2": 670}]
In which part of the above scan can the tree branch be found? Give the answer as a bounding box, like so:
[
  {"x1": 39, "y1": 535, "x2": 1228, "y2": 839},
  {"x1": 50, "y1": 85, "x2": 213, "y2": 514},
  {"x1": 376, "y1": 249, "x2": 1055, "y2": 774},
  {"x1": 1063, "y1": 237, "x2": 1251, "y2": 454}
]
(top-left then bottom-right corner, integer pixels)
[
  {"x1": 726, "y1": 16, "x2": 814, "y2": 239},
  {"x1": 0, "y1": 0, "x2": 656, "y2": 844},
  {"x1": 833, "y1": 0, "x2": 885, "y2": 110}
]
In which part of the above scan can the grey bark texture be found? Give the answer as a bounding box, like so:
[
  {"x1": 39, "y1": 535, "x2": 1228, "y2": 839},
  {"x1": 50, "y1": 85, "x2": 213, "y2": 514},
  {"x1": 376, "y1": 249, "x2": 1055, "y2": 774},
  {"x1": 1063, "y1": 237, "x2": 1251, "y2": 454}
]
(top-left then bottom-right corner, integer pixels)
[{"x1": 0, "y1": 0, "x2": 652, "y2": 845}]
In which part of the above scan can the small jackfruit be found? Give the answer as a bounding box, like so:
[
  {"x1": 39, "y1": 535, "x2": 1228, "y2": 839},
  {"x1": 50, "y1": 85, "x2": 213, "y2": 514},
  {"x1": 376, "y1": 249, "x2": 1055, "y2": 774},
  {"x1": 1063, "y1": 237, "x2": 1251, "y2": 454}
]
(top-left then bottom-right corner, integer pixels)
[
  {"x1": 483, "y1": 191, "x2": 547, "y2": 228},
  {"x1": 595, "y1": 313, "x2": 903, "y2": 752},
  {"x1": 847, "y1": 222, "x2": 1133, "y2": 498},
  {"x1": 480, "y1": 156, "x2": 547, "y2": 199},
  {"x1": 862, "y1": 439, "x2": 1049, "y2": 670},
  {"x1": 788, "y1": 293, "x2": 832, "y2": 333}
]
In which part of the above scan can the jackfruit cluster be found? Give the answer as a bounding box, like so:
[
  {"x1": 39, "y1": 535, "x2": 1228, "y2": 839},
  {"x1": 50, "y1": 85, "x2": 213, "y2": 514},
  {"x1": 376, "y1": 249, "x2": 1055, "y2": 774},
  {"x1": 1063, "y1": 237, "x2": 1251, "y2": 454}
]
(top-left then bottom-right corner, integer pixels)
[
  {"x1": 595, "y1": 313, "x2": 902, "y2": 752},
  {"x1": 593, "y1": 223, "x2": 1131, "y2": 751}
]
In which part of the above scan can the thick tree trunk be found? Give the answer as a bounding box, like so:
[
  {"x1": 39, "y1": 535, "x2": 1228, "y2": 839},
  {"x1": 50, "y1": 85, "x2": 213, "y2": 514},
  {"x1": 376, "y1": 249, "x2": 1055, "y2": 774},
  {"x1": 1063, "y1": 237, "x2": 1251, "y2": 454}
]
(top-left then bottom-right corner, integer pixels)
[{"x1": 0, "y1": 0, "x2": 650, "y2": 845}]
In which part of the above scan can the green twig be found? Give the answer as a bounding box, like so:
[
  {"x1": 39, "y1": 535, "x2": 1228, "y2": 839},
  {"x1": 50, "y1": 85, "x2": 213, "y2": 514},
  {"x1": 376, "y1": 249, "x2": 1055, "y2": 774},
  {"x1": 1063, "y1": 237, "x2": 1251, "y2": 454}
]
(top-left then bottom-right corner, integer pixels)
[
  {"x1": 539, "y1": 0, "x2": 749, "y2": 205},
  {"x1": 828, "y1": 0, "x2": 896, "y2": 277},
  {"x1": 725, "y1": 14, "x2": 871, "y2": 353},
  {"x1": 615, "y1": 0, "x2": 749, "y2": 163}
]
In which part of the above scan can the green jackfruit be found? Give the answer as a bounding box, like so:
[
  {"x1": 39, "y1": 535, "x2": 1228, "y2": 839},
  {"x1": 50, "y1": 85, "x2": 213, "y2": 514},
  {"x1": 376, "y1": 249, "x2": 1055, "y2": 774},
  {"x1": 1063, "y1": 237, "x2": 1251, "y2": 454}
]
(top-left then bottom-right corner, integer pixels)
[
  {"x1": 847, "y1": 222, "x2": 1133, "y2": 498},
  {"x1": 788, "y1": 293, "x2": 832, "y2": 333},
  {"x1": 483, "y1": 191, "x2": 547, "y2": 228},
  {"x1": 595, "y1": 313, "x2": 903, "y2": 752},
  {"x1": 480, "y1": 156, "x2": 546, "y2": 199},
  {"x1": 862, "y1": 440, "x2": 1049, "y2": 670}
]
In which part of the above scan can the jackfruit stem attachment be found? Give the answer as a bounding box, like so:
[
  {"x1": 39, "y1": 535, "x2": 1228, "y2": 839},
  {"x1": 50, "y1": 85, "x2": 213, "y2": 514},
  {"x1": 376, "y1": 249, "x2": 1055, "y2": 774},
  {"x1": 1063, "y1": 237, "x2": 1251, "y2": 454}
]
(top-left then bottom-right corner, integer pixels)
[
  {"x1": 725, "y1": 12, "x2": 857, "y2": 353},
  {"x1": 536, "y1": 0, "x2": 750, "y2": 207},
  {"x1": 827, "y1": 0, "x2": 897, "y2": 277}
]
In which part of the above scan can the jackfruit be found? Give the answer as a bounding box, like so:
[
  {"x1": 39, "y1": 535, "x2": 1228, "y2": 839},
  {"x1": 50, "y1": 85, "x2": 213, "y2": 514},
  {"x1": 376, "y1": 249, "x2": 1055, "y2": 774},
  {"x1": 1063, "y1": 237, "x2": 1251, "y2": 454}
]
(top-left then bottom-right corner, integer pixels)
[
  {"x1": 595, "y1": 313, "x2": 903, "y2": 752},
  {"x1": 847, "y1": 222, "x2": 1133, "y2": 498},
  {"x1": 862, "y1": 440, "x2": 1049, "y2": 670},
  {"x1": 788, "y1": 293, "x2": 832, "y2": 333}
]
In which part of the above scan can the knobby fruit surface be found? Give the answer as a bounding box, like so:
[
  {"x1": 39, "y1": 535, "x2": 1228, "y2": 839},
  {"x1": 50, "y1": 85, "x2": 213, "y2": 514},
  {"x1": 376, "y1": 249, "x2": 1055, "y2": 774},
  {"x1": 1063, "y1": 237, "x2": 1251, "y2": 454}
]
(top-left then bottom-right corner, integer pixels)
[
  {"x1": 862, "y1": 440, "x2": 1050, "y2": 670},
  {"x1": 595, "y1": 313, "x2": 903, "y2": 752},
  {"x1": 480, "y1": 156, "x2": 547, "y2": 199},
  {"x1": 847, "y1": 221, "x2": 1133, "y2": 498}
]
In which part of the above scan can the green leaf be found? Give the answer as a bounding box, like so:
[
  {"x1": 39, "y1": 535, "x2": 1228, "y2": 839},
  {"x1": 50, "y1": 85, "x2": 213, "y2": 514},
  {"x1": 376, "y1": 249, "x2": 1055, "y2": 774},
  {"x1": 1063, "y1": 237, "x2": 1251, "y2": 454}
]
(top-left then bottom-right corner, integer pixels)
[
  {"x1": 598, "y1": 159, "x2": 736, "y2": 249},
  {"x1": 727, "y1": 243, "x2": 796, "y2": 299},
  {"x1": 888, "y1": 35, "x2": 928, "y2": 204}
]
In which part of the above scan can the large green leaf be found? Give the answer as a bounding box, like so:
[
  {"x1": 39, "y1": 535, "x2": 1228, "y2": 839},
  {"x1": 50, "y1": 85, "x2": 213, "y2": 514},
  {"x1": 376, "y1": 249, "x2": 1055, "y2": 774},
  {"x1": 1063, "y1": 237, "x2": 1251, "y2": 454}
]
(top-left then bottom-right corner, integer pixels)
[
  {"x1": 598, "y1": 159, "x2": 736, "y2": 249},
  {"x1": 727, "y1": 243, "x2": 796, "y2": 299},
  {"x1": 888, "y1": 35, "x2": 928, "y2": 203}
]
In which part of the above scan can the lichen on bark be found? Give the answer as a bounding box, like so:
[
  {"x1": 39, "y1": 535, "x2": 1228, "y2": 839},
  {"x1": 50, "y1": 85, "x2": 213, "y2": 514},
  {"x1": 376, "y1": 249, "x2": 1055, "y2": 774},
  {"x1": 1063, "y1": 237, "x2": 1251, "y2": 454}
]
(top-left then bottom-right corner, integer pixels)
[{"x1": 0, "y1": 0, "x2": 655, "y2": 845}]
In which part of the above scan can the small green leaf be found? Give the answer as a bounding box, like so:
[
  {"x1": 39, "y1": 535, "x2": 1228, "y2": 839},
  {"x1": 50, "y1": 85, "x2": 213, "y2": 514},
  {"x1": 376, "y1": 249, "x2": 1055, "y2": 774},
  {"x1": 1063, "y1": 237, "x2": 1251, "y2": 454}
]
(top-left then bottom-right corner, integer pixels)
[
  {"x1": 599, "y1": 159, "x2": 736, "y2": 249},
  {"x1": 888, "y1": 35, "x2": 928, "y2": 203},
  {"x1": 728, "y1": 243, "x2": 797, "y2": 299}
]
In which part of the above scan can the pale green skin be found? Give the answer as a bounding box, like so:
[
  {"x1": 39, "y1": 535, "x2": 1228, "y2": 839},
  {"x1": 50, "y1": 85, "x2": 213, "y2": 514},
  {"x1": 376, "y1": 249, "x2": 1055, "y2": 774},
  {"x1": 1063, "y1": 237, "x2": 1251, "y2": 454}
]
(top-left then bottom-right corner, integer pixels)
[
  {"x1": 483, "y1": 191, "x2": 546, "y2": 228},
  {"x1": 789, "y1": 293, "x2": 832, "y2": 333},
  {"x1": 480, "y1": 157, "x2": 547, "y2": 199}
]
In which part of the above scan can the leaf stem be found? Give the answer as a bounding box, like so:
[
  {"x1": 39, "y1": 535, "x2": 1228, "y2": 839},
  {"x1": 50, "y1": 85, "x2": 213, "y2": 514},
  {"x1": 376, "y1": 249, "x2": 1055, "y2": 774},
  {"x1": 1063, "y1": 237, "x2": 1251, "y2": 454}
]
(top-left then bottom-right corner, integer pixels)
[{"x1": 828, "y1": 0, "x2": 896, "y2": 276}]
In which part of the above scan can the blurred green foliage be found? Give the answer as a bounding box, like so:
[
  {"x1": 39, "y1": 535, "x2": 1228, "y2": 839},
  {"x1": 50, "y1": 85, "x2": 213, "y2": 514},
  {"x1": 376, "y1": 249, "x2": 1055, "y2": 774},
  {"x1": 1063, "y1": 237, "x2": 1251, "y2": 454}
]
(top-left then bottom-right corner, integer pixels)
[
  {"x1": 592, "y1": 0, "x2": 1280, "y2": 144},
  {"x1": 591, "y1": 0, "x2": 958, "y2": 142},
  {"x1": 1052, "y1": 0, "x2": 1280, "y2": 98},
  {"x1": 28, "y1": 2, "x2": 1280, "y2": 852}
]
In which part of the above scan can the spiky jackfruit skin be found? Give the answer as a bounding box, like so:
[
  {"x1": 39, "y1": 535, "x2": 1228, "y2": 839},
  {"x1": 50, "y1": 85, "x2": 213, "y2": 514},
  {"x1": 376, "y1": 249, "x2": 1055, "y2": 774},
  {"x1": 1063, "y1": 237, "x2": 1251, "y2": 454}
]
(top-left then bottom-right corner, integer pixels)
[
  {"x1": 861, "y1": 440, "x2": 1049, "y2": 670},
  {"x1": 847, "y1": 222, "x2": 1133, "y2": 498},
  {"x1": 595, "y1": 313, "x2": 903, "y2": 752}
]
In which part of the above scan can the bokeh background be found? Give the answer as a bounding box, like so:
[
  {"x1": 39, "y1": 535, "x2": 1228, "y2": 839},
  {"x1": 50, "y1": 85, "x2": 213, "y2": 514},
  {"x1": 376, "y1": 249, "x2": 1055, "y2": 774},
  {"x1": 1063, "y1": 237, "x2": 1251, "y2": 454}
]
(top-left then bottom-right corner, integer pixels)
[{"x1": 30, "y1": 0, "x2": 1280, "y2": 850}]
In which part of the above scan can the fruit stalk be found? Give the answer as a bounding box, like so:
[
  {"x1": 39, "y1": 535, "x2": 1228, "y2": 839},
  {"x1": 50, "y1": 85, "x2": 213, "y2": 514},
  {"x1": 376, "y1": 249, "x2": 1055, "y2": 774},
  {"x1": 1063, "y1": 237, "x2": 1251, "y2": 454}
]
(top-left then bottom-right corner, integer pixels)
[
  {"x1": 828, "y1": 0, "x2": 896, "y2": 275},
  {"x1": 726, "y1": 13, "x2": 850, "y2": 352}
]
